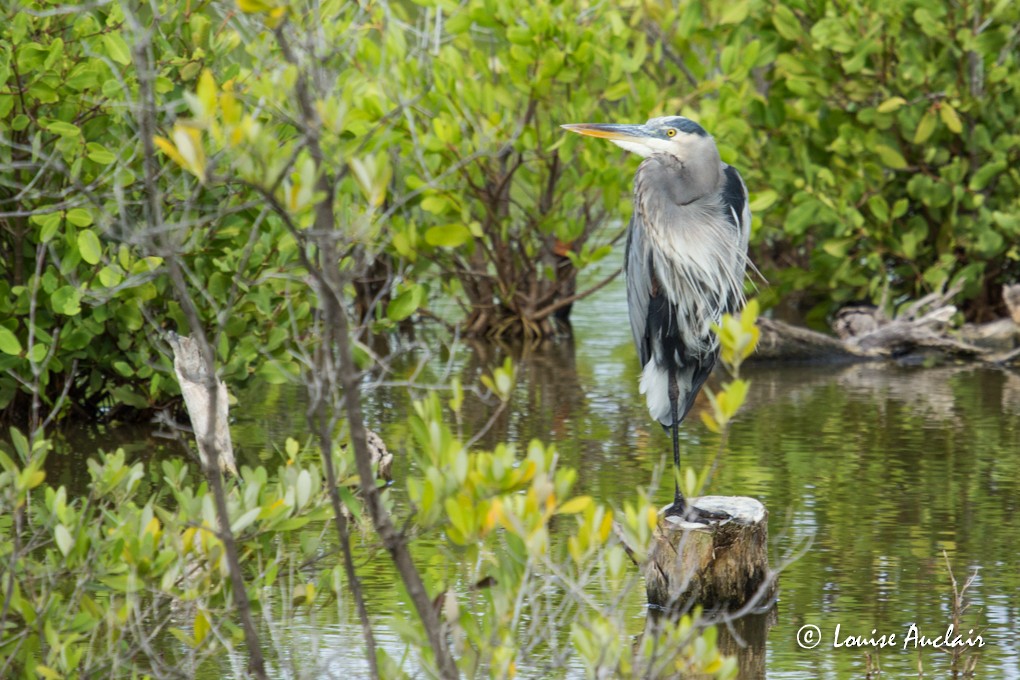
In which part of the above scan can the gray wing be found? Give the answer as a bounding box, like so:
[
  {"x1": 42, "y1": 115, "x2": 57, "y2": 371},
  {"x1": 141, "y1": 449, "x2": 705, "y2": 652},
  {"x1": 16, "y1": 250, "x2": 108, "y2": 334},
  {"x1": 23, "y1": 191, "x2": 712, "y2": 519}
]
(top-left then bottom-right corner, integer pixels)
[
  {"x1": 624, "y1": 211, "x2": 652, "y2": 368},
  {"x1": 720, "y1": 164, "x2": 751, "y2": 312}
]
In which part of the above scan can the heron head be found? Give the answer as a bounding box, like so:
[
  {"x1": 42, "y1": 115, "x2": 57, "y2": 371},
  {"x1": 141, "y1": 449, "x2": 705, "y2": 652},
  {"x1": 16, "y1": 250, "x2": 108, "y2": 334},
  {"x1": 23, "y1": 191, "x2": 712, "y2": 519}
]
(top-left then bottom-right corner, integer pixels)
[{"x1": 561, "y1": 116, "x2": 712, "y2": 160}]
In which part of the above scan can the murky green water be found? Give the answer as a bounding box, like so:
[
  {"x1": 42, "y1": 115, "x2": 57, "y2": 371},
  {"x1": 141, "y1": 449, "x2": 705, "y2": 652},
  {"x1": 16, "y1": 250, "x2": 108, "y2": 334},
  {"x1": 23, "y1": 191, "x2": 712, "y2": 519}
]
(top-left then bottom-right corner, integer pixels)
[{"x1": 47, "y1": 266, "x2": 1020, "y2": 678}]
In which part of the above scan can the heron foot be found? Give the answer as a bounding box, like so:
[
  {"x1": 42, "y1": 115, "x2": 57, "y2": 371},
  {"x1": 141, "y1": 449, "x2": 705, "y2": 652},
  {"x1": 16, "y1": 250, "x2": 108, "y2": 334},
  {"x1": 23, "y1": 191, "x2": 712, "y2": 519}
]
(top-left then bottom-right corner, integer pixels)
[{"x1": 664, "y1": 502, "x2": 732, "y2": 524}]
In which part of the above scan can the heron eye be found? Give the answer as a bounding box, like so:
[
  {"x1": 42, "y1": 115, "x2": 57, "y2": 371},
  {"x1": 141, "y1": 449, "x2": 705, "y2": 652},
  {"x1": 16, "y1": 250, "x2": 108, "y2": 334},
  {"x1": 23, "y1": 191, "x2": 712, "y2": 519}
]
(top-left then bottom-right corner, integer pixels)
[{"x1": 666, "y1": 128, "x2": 677, "y2": 137}]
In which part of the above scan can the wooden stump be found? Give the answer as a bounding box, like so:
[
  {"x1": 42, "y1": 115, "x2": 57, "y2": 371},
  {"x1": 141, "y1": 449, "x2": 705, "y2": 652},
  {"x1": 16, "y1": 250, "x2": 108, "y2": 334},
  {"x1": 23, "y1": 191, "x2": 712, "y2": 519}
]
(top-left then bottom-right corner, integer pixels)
[{"x1": 643, "y1": 496, "x2": 774, "y2": 611}]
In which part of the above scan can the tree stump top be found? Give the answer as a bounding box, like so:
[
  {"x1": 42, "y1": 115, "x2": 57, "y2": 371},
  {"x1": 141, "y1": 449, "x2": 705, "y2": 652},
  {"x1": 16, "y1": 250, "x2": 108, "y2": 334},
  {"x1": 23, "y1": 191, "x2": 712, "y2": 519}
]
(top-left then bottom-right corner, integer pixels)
[
  {"x1": 661, "y1": 495, "x2": 767, "y2": 531},
  {"x1": 645, "y1": 496, "x2": 774, "y2": 612}
]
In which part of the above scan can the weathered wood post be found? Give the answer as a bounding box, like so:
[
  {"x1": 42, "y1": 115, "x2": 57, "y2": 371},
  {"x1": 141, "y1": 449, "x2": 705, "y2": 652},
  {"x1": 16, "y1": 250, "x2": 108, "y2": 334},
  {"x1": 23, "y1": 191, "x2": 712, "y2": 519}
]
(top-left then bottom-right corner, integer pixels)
[{"x1": 643, "y1": 496, "x2": 774, "y2": 612}]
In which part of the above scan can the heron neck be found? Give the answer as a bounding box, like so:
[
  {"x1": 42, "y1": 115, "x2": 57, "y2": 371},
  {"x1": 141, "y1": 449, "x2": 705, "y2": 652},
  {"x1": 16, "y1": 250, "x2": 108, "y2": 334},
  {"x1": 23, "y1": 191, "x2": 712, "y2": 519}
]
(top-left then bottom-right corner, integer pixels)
[{"x1": 637, "y1": 150, "x2": 721, "y2": 206}]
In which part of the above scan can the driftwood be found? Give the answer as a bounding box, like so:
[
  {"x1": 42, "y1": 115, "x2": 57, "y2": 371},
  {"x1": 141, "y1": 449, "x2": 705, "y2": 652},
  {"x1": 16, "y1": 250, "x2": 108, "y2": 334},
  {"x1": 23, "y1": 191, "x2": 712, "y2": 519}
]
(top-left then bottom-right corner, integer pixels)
[
  {"x1": 339, "y1": 429, "x2": 394, "y2": 522},
  {"x1": 365, "y1": 429, "x2": 394, "y2": 481},
  {"x1": 640, "y1": 497, "x2": 774, "y2": 612},
  {"x1": 753, "y1": 284, "x2": 1020, "y2": 365},
  {"x1": 167, "y1": 332, "x2": 238, "y2": 475}
]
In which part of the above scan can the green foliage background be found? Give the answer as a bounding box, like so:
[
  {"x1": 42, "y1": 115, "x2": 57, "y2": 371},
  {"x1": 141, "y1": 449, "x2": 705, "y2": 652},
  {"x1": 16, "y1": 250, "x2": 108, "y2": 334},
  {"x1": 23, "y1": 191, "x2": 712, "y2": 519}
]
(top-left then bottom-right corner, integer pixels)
[{"x1": 1, "y1": 0, "x2": 1018, "y2": 415}]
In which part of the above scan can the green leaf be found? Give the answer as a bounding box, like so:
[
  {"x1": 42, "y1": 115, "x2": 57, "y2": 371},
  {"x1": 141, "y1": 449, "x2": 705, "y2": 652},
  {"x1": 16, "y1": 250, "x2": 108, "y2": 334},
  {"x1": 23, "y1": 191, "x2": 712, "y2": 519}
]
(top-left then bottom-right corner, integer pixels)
[
  {"x1": 424, "y1": 224, "x2": 472, "y2": 248},
  {"x1": 29, "y1": 344, "x2": 47, "y2": 363},
  {"x1": 102, "y1": 33, "x2": 132, "y2": 66},
  {"x1": 36, "y1": 212, "x2": 63, "y2": 243},
  {"x1": 35, "y1": 666, "x2": 63, "y2": 680},
  {"x1": 876, "y1": 97, "x2": 907, "y2": 113},
  {"x1": 109, "y1": 386, "x2": 149, "y2": 409},
  {"x1": 296, "y1": 469, "x2": 312, "y2": 508},
  {"x1": 45, "y1": 120, "x2": 80, "y2": 137},
  {"x1": 98, "y1": 266, "x2": 123, "y2": 287},
  {"x1": 55, "y1": 525, "x2": 73, "y2": 557},
  {"x1": 66, "y1": 209, "x2": 93, "y2": 227},
  {"x1": 939, "y1": 104, "x2": 962, "y2": 134},
  {"x1": 719, "y1": 1, "x2": 749, "y2": 24},
  {"x1": 231, "y1": 507, "x2": 261, "y2": 534},
  {"x1": 867, "y1": 195, "x2": 889, "y2": 222},
  {"x1": 196, "y1": 69, "x2": 217, "y2": 118},
  {"x1": 969, "y1": 161, "x2": 1006, "y2": 191},
  {"x1": 86, "y1": 143, "x2": 117, "y2": 165},
  {"x1": 875, "y1": 144, "x2": 907, "y2": 169},
  {"x1": 386, "y1": 285, "x2": 425, "y2": 322},
  {"x1": 603, "y1": 81, "x2": 632, "y2": 102},
  {"x1": 772, "y1": 6, "x2": 801, "y2": 41},
  {"x1": 337, "y1": 485, "x2": 363, "y2": 522},
  {"x1": 420, "y1": 195, "x2": 449, "y2": 214},
  {"x1": 194, "y1": 610, "x2": 210, "y2": 645},
  {"x1": 50, "y1": 286, "x2": 82, "y2": 316},
  {"x1": 914, "y1": 110, "x2": 938, "y2": 144},
  {"x1": 822, "y1": 239, "x2": 853, "y2": 258},
  {"x1": 748, "y1": 190, "x2": 778, "y2": 212},
  {"x1": 557, "y1": 496, "x2": 593, "y2": 514},
  {"x1": 0, "y1": 327, "x2": 22, "y2": 356},
  {"x1": 77, "y1": 230, "x2": 102, "y2": 265}
]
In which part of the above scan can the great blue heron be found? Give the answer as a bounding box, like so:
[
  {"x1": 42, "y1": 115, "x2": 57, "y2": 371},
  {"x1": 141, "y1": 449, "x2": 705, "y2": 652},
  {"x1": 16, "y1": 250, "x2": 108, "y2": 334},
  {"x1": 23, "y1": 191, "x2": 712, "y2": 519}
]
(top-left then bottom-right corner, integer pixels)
[{"x1": 563, "y1": 116, "x2": 750, "y2": 521}]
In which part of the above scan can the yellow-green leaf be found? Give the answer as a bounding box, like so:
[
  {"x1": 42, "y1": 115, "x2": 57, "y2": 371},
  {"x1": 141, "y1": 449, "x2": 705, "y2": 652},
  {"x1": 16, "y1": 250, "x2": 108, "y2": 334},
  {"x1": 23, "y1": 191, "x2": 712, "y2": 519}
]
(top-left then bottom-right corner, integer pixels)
[
  {"x1": 231, "y1": 507, "x2": 261, "y2": 534},
  {"x1": 939, "y1": 104, "x2": 962, "y2": 134},
  {"x1": 87, "y1": 143, "x2": 116, "y2": 165},
  {"x1": 50, "y1": 286, "x2": 82, "y2": 316},
  {"x1": 77, "y1": 230, "x2": 102, "y2": 265},
  {"x1": 914, "y1": 110, "x2": 937, "y2": 144},
  {"x1": 45, "y1": 120, "x2": 80, "y2": 137},
  {"x1": 875, "y1": 144, "x2": 907, "y2": 169},
  {"x1": 102, "y1": 33, "x2": 132, "y2": 66},
  {"x1": 748, "y1": 190, "x2": 778, "y2": 212},
  {"x1": 171, "y1": 125, "x2": 207, "y2": 182},
  {"x1": 557, "y1": 496, "x2": 593, "y2": 515},
  {"x1": 154, "y1": 136, "x2": 188, "y2": 169},
  {"x1": 700, "y1": 411, "x2": 721, "y2": 434},
  {"x1": 66, "y1": 208, "x2": 93, "y2": 227},
  {"x1": 194, "y1": 610, "x2": 210, "y2": 645},
  {"x1": 387, "y1": 285, "x2": 424, "y2": 322},
  {"x1": 425, "y1": 224, "x2": 472, "y2": 248},
  {"x1": 719, "y1": 1, "x2": 749, "y2": 25},
  {"x1": 238, "y1": 0, "x2": 275, "y2": 11},
  {"x1": 197, "y1": 69, "x2": 217, "y2": 118},
  {"x1": 876, "y1": 97, "x2": 907, "y2": 114},
  {"x1": 34, "y1": 666, "x2": 63, "y2": 680},
  {"x1": 0, "y1": 327, "x2": 22, "y2": 356},
  {"x1": 221, "y1": 91, "x2": 241, "y2": 125},
  {"x1": 55, "y1": 525, "x2": 73, "y2": 557}
]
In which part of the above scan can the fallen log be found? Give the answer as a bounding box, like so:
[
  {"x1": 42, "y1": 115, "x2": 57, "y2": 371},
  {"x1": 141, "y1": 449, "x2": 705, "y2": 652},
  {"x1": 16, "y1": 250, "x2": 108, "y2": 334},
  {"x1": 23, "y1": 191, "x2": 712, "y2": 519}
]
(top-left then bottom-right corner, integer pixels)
[
  {"x1": 755, "y1": 318, "x2": 858, "y2": 362},
  {"x1": 752, "y1": 284, "x2": 1019, "y2": 366}
]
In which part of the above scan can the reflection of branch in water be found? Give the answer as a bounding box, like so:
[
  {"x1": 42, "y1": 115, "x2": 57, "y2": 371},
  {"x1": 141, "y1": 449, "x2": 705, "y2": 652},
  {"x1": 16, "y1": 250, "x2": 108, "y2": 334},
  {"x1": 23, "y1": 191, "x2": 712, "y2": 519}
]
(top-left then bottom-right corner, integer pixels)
[
  {"x1": 744, "y1": 364, "x2": 1020, "y2": 425},
  {"x1": 1003, "y1": 371, "x2": 1020, "y2": 415},
  {"x1": 834, "y1": 364, "x2": 963, "y2": 423}
]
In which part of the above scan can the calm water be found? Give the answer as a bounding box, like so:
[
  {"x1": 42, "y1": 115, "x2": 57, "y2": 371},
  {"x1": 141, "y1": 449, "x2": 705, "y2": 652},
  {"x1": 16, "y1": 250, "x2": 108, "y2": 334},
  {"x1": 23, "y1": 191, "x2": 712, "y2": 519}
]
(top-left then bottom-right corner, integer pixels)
[{"x1": 46, "y1": 263, "x2": 1020, "y2": 678}]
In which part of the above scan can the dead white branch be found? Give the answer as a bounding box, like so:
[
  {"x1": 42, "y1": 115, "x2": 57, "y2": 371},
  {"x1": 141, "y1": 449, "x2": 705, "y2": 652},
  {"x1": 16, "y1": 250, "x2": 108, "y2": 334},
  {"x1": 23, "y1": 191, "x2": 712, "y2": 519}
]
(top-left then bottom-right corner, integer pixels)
[{"x1": 167, "y1": 331, "x2": 237, "y2": 475}]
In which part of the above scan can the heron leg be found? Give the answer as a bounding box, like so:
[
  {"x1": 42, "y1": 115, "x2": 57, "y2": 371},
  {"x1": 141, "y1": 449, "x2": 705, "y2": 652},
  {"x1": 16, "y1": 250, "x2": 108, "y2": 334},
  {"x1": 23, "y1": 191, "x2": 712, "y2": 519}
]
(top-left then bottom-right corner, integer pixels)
[
  {"x1": 663, "y1": 372, "x2": 732, "y2": 524},
  {"x1": 665, "y1": 373, "x2": 686, "y2": 517}
]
